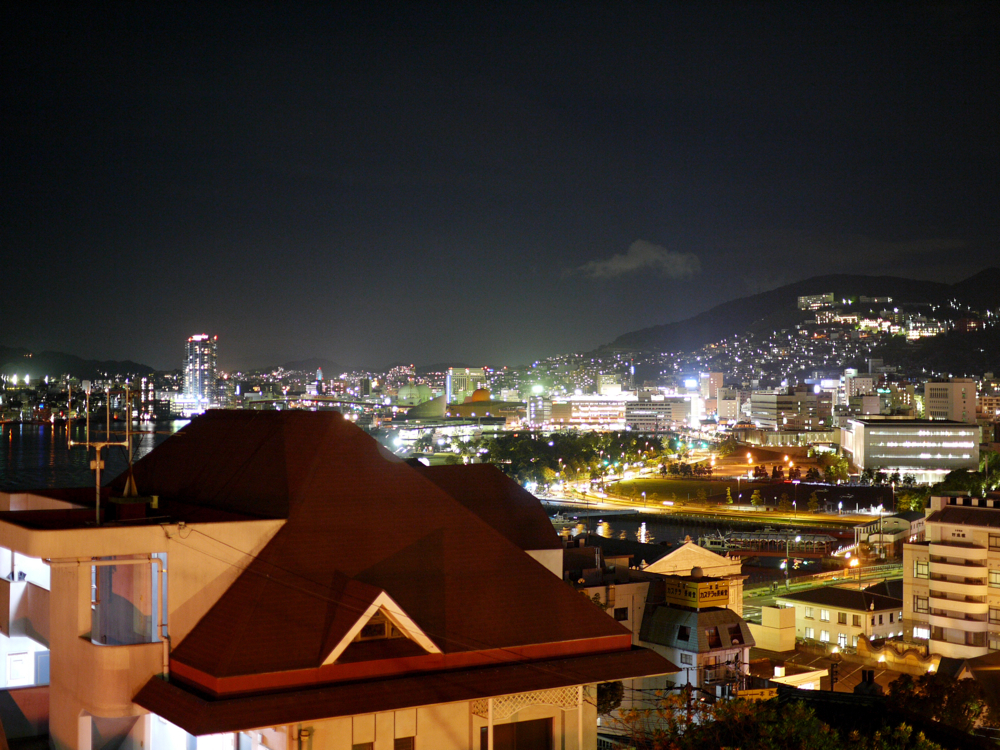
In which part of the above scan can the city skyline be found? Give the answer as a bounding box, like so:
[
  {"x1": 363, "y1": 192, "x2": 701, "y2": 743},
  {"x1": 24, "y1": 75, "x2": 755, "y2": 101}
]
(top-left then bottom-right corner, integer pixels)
[{"x1": 3, "y1": 3, "x2": 997, "y2": 371}]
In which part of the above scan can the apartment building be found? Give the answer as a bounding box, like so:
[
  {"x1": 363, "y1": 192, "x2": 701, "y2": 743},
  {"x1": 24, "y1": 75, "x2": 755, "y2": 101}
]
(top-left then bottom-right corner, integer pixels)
[
  {"x1": 925, "y1": 377, "x2": 977, "y2": 423},
  {"x1": 904, "y1": 493, "x2": 1000, "y2": 659},
  {"x1": 749, "y1": 386, "x2": 832, "y2": 431}
]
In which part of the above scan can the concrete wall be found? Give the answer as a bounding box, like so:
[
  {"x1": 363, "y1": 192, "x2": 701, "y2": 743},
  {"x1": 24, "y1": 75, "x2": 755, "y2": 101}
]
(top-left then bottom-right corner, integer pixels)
[
  {"x1": 748, "y1": 606, "x2": 795, "y2": 653},
  {"x1": 0, "y1": 685, "x2": 49, "y2": 739}
]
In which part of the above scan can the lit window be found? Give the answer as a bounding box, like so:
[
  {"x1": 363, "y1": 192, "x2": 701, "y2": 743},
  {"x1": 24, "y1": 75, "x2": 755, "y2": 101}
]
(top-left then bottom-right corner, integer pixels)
[
  {"x1": 914, "y1": 560, "x2": 929, "y2": 579},
  {"x1": 820, "y1": 630, "x2": 830, "y2": 643},
  {"x1": 820, "y1": 609, "x2": 830, "y2": 622}
]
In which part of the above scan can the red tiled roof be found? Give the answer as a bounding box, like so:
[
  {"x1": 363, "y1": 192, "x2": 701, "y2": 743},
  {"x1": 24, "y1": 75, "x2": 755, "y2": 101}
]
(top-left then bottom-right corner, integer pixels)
[
  {"x1": 413, "y1": 463, "x2": 562, "y2": 551},
  {"x1": 136, "y1": 647, "x2": 676, "y2": 736},
  {"x1": 133, "y1": 412, "x2": 634, "y2": 686}
]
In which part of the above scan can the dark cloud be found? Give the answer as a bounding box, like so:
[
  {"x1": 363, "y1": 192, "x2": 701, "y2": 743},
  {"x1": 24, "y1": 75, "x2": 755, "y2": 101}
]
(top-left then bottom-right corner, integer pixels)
[{"x1": 576, "y1": 240, "x2": 701, "y2": 280}]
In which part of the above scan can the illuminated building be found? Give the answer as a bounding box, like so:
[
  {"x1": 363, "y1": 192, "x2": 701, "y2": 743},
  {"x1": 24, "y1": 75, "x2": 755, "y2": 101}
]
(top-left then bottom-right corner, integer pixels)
[
  {"x1": 925, "y1": 377, "x2": 977, "y2": 423},
  {"x1": 445, "y1": 367, "x2": 485, "y2": 403},
  {"x1": 749, "y1": 386, "x2": 831, "y2": 430},
  {"x1": 182, "y1": 334, "x2": 218, "y2": 408},
  {"x1": 841, "y1": 418, "x2": 979, "y2": 484}
]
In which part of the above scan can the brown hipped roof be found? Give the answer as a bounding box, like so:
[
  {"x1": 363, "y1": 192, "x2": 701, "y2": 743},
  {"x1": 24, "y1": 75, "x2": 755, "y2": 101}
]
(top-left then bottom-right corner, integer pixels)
[
  {"x1": 413, "y1": 463, "x2": 562, "y2": 551},
  {"x1": 129, "y1": 412, "x2": 647, "y2": 685}
]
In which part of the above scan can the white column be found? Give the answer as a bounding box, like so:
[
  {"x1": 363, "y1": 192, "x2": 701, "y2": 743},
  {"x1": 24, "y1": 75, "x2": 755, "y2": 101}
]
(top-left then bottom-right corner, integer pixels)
[{"x1": 487, "y1": 697, "x2": 493, "y2": 750}]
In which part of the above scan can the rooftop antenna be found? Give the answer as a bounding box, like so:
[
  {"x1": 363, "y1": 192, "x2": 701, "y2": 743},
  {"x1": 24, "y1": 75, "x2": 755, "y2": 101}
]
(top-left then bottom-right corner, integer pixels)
[{"x1": 68, "y1": 381, "x2": 130, "y2": 525}]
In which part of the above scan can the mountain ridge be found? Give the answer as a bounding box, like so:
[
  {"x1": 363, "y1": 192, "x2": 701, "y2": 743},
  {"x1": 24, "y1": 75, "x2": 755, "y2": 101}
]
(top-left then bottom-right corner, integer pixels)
[{"x1": 605, "y1": 268, "x2": 1000, "y2": 353}]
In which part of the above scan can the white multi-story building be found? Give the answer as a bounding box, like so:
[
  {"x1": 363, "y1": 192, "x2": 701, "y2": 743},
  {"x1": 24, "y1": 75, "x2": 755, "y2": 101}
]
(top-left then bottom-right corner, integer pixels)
[
  {"x1": 904, "y1": 493, "x2": 1000, "y2": 659},
  {"x1": 841, "y1": 418, "x2": 979, "y2": 484},
  {"x1": 624, "y1": 399, "x2": 691, "y2": 432},
  {"x1": 925, "y1": 378, "x2": 977, "y2": 423},
  {"x1": 749, "y1": 386, "x2": 831, "y2": 431}
]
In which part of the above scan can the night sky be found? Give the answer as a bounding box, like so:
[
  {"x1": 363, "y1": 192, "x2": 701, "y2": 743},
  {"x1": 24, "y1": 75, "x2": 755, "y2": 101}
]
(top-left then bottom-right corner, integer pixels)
[{"x1": 3, "y1": 3, "x2": 997, "y2": 371}]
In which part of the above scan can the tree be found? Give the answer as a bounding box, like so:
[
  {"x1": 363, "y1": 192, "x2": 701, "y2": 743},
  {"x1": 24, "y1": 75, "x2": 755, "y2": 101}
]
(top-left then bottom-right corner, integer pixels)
[
  {"x1": 596, "y1": 681, "x2": 624, "y2": 715},
  {"x1": 611, "y1": 696, "x2": 842, "y2": 750},
  {"x1": 808, "y1": 491, "x2": 821, "y2": 512},
  {"x1": 788, "y1": 465, "x2": 802, "y2": 481},
  {"x1": 750, "y1": 489, "x2": 764, "y2": 507},
  {"x1": 771, "y1": 465, "x2": 785, "y2": 481},
  {"x1": 725, "y1": 487, "x2": 734, "y2": 504},
  {"x1": 695, "y1": 488, "x2": 707, "y2": 504},
  {"x1": 886, "y1": 672, "x2": 991, "y2": 733},
  {"x1": 805, "y1": 467, "x2": 822, "y2": 482},
  {"x1": 778, "y1": 492, "x2": 792, "y2": 512},
  {"x1": 844, "y1": 724, "x2": 944, "y2": 750}
]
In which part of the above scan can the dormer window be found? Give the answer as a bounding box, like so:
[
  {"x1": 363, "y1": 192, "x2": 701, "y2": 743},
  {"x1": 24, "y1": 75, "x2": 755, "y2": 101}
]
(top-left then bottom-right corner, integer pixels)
[{"x1": 355, "y1": 611, "x2": 404, "y2": 642}]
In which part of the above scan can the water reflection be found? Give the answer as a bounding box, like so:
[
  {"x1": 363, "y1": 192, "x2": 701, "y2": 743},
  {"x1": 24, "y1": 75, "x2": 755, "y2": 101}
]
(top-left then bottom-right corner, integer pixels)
[{"x1": 0, "y1": 421, "x2": 185, "y2": 491}]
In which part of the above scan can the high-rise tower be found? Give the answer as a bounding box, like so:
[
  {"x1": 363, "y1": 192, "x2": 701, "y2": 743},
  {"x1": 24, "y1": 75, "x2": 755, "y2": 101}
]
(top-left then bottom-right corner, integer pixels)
[{"x1": 184, "y1": 334, "x2": 218, "y2": 406}]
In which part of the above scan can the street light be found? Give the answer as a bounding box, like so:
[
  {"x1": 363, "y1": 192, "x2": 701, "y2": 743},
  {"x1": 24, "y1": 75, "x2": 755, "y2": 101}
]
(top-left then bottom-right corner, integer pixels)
[{"x1": 784, "y1": 534, "x2": 801, "y2": 589}]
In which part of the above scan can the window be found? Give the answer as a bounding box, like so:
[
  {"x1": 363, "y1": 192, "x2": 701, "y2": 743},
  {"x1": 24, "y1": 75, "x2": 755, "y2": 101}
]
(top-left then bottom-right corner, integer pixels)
[
  {"x1": 805, "y1": 627, "x2": 814, "y2": 639},
  {"x1": 852, "y1": 614, "x2": 861, "y2": 627},
  {"x1": 614, "y1": 607, "x2": 629, "y2": 621},
  {"x1": 820, "y1": 630, "x2": 830, "y2": 643},
  {"x1": 914, "y1": 560, "x2": 929, "y2": 579},
  {"x1": 991, "y1": 608, "x2": 1000, "y2": 624},
  {"x1": 353, "y1": 745, "x2": 373, "y2": 750},
  {"x1": 990, "y1": 534, "x2": 1000, "y2": 550},
  {"x1": 913, "y1": 627, "x2": 930, "y2": 639},
  {"x1": 852, "y1": 635, "x2": 859, "y2": 647},
  {"x1": 914, "y1": 596, "x2": 929, "y2": 614},
  {"x1": 394, "y1": 740, "x2": 415, "y2": 750},
  {"x1": 705, "y1": 628, "x2": 722, "y2": 648},
  {"x1": 837, "y1": 633, "x2": 847, "y2": 647},
  {"x1": 871, "y1": 617, "x2": 875, "y2": 626},
  {"x1": 991, "y1": 570, "x2": 1000, "y2": 588},
  {"x1": 680, "y1": 653, "x2": 694, "y2": 665},
  {"x1": 677, "y1": 626, "x2": 691, "y2": 641},
  {"x1": 804, "y1": 607, "x2": 814, "y2": 619},
  {"x1": 820, "y1": 609, "x2": 830, "y2": 622},
  {"x1": 889, "y1": 613, "x2": 894, "y2": 623},
  {"x1": 838, "y1": 612, "x2": 847, "y2": 625},
  {"x1": 991, "y1": 634, "x2": 1000, "y2": 651},
  {"x1": 878, "y1": 615, "x2": 884, "y2": 625}
]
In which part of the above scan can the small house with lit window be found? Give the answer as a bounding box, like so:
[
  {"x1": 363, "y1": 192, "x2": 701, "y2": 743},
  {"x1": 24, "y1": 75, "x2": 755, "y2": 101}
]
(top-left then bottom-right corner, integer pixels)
[{"x1": 774, "y1": 588, "x2": 903, "y2": 650}]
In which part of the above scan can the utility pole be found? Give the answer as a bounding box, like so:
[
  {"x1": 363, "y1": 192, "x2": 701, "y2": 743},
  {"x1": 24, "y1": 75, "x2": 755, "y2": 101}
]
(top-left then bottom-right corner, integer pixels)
[{"x1": 68, "y1": 382, "x2": 131, "y2": 525}]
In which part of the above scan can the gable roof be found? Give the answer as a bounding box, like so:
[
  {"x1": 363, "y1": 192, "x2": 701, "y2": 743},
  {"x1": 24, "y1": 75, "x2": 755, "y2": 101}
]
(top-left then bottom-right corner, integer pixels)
[
  {"x1": 129, "y1": 412, "x2": 653, "y2": 690},
  {"x1": 776, "y1": 587, "x2": 901, "y2": 612},
  {"x1": 643, "y1": 540, "x2": 740, "y2": 576}
]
